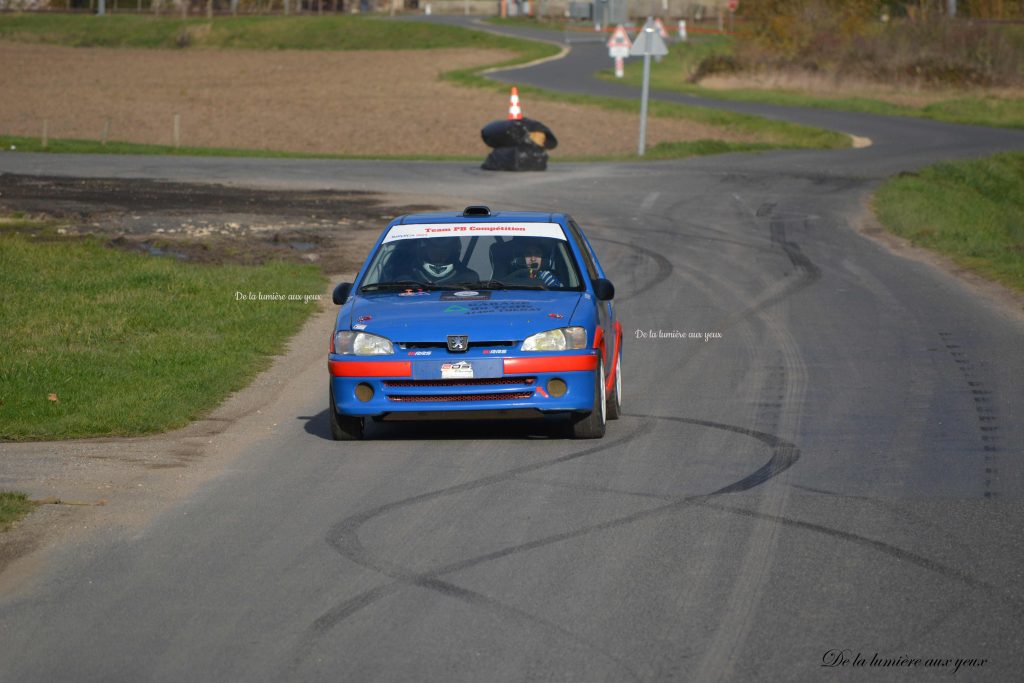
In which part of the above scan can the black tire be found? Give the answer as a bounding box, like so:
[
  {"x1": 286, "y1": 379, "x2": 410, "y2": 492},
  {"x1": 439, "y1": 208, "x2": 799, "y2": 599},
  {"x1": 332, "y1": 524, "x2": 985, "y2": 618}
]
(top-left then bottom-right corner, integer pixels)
[
  {"x1": 570, "y1": 359, "x2": 607, "y2": 439},
  {"x1": 329, "y1": 389, "x2": 364, "y2": 441},
  {"x1": 606, "y1": 348, "x2": 622, "y2": 420}
]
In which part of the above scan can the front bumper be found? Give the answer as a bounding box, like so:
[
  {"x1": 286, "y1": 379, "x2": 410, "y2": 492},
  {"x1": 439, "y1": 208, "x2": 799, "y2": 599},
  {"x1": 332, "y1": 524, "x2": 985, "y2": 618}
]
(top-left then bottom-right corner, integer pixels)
[{"x1": 328, "y1": 353, "x2": 598, "y2": 418}]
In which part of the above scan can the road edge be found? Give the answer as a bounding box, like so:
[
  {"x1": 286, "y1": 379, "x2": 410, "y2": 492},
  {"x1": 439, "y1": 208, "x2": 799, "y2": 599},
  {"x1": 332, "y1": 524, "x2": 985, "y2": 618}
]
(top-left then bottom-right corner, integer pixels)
[{"x1": 853, "y1": 194, "x2": 1024, "y2": 322}]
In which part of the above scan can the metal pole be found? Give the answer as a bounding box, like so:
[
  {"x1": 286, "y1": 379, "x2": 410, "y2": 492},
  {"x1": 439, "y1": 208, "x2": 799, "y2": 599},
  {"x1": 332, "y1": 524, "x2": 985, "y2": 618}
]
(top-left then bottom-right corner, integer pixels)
[
  {"x1": 637, "y1": 53, "x2": 651, "y2": 156},
  {"x1": 98, "y1": 0, "x2": 106, "y2": 15}
]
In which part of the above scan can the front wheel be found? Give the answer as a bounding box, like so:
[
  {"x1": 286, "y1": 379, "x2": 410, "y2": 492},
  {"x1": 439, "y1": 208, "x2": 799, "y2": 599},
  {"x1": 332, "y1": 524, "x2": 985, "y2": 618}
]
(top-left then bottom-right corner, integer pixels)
[
  {"x1": 329, "y1": 389, "x2": 364, "y2": 441},
  {"x1": 570, "y1": 360, "x2": 607, "y2": 439}
]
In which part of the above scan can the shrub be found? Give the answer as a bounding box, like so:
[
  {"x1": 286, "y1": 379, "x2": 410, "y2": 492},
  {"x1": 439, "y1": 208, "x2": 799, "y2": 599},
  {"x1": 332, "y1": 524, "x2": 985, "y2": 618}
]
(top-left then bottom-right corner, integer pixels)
[{"x1": 727, "y1": 1, "x2": 1023, "y2": 88}]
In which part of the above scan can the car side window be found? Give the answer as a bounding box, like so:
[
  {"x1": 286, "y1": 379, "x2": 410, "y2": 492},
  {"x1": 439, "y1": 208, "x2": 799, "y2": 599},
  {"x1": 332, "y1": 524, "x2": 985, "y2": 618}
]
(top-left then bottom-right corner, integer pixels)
[
  {"x1": 567, "y1": 220, "x2": 599, "y2": 280},
  {"x1": 362, "y1": 244, "x2": 393, "y2": 285}
]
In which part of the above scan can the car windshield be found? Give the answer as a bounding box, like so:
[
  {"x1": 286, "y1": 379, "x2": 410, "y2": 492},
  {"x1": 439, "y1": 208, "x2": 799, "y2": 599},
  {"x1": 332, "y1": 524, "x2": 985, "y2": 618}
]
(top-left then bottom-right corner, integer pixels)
[{"x1": 359, "y1": 225, "x2": 584, "y2": 292}]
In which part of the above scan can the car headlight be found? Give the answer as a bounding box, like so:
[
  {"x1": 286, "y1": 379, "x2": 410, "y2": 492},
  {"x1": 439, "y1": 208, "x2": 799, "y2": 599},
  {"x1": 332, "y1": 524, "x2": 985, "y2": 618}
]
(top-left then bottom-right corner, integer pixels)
[
  {"x1": 521, "y1": 327, "x2": 587, "y2": 352},
  {"x1": 334, "y1": 331, "x2": 394, "y2": 356}
]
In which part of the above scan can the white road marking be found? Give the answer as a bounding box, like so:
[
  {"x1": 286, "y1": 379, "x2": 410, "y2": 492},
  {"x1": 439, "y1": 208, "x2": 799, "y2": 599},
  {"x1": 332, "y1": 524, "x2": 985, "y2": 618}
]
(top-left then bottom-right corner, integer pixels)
[{"x1": 640, "y1": 192, "x2": 660, "y2": 212}]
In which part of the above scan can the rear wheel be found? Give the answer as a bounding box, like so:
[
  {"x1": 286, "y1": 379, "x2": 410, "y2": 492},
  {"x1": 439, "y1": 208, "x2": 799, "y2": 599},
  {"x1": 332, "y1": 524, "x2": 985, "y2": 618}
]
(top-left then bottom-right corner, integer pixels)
[
  {"x1": 329, "y1": 389, "x2": 364, "y2": 441},
  {"x1": 606, "y1": 348, "x2": 622, "y2": 420},
  {"x1": 570, "y1": 359, "x2": 607, "y2": 439}
]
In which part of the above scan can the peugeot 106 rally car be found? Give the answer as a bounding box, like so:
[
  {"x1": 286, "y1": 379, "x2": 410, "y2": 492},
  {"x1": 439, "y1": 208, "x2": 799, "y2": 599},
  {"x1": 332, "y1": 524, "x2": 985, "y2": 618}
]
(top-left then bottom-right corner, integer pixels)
[{"x1": 327, "y1": 206, "x2": 621, "y2": 440}]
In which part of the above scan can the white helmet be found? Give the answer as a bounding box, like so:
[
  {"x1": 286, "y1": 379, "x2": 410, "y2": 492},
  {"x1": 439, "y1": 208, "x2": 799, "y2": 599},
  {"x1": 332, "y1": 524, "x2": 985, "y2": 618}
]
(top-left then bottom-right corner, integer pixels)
[{"x1": 419, "y1": 237, "x2": 460, "y2": 280}]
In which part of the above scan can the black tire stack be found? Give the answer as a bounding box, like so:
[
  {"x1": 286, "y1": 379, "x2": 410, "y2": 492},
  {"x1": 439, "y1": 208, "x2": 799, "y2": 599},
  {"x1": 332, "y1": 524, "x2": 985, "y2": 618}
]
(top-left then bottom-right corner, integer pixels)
[{"x1": 480, "y1": 118, "x2": 558, "y2": 172}]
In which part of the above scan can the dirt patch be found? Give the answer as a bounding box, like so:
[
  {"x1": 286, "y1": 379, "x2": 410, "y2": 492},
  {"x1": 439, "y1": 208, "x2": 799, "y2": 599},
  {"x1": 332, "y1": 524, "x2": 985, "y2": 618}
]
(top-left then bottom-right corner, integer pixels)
[
  {"x1": 0, "y1": 173, "x2": 440, "y2": 273},
  {"x1": 0, "y1": 41, "x2": 765, "y2": 157}
]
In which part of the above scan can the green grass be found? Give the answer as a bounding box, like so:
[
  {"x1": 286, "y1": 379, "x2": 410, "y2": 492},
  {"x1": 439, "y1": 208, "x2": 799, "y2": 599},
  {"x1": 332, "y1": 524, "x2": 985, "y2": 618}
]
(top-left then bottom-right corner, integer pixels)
[
  {"x1": 873, "y1": 152, "x2": 1024, "y2": 291},
  {"x1": 0, "y1": 14, "x2": 548, "y2": 51},
  {"x1": 0, "y1": 135, "x2": 480, "y2": 162},
  {"x1": 487, "y1": 16, "x2": 584, "y2": 31},
  {"x1": 0, "y1": 230, "x2": 325, "y2": 440},
  {"x1": 444, "y1": 65, "x2": 850, "y2": 152},
  {"x1": 0, "y1": 492, "x2": 36, "y2": 531},
  {"x1": 599, "y1": 34, "x2": 1024, "y2": 129}
]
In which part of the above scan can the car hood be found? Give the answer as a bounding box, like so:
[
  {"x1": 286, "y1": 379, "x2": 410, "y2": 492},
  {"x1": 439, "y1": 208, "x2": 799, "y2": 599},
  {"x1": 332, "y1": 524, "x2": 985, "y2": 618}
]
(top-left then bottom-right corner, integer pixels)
[{"x1": 347, "y1": 290, "x2": 583, "y2": 342}]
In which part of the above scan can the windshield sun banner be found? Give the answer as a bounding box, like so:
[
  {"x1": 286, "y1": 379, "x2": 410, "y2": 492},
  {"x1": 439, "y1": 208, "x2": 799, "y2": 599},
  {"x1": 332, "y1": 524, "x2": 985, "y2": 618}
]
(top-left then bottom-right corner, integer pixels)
[{"x1": 383, "y1": 223, "x2": 567, "y2": 243}]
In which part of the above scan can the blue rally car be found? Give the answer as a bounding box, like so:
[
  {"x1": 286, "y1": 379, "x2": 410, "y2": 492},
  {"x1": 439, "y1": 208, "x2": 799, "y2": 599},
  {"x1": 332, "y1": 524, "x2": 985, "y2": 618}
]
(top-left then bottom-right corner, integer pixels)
[{"x1": 327, "y1": 206, "x2": 622, "y2": 440}]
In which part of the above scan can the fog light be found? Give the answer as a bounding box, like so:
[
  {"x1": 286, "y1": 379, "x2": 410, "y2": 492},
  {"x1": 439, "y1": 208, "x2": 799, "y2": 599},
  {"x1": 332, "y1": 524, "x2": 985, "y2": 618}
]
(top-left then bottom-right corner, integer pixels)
[
  {"x1": 355, "y1": 383, "x2": 374, "y2": 402},
  {"x1": 547, "y1": 378, "x2": 567, "y2": 398}
]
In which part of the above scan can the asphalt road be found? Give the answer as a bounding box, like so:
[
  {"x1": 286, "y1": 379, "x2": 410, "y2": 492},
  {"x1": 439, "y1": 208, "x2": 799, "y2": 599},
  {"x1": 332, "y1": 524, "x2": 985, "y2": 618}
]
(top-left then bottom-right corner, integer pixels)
[{"x1": 2, "y1": 20, "x2": 1024, "y2": 682}]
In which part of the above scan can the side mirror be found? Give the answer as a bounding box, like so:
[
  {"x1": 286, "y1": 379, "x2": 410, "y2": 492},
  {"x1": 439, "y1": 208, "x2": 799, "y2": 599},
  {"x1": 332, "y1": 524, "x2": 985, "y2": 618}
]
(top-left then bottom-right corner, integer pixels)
[
  {"x1": 332, "y1": 282, "x2": 352, "y2": 305},
  {"x1": 592, "y1": 278, "x2": 615, "y2": 301}
]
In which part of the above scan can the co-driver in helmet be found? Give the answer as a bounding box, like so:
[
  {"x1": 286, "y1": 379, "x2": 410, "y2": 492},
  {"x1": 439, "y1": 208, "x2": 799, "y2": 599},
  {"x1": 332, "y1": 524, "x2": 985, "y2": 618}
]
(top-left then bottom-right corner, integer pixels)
[{"x1": 508, "y1": 239, "x2": 563, "y2": 288}]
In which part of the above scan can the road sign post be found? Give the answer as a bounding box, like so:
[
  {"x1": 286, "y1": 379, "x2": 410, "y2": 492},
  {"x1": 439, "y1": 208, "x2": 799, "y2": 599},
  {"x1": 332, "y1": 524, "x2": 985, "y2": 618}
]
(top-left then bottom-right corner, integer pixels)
[
  {"x1": 606, "y1": 25, "x2": 632, "y2": 79},
  {"x1": 630, "y1": 17, "x2": 669, "y2": 156}
]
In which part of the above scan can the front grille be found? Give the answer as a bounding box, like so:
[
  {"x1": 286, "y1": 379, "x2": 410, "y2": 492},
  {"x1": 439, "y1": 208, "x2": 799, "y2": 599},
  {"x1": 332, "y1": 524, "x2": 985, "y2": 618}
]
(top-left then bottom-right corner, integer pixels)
[
  {"x1": 399, "y1": 340, "x2": 517, "y2": 350},
  {"x1": 383, "y1": 377, "x2": 535, "y2": 388},
  {"x1": 388, "y1": 391, "x2": 534, "y2": 403}
]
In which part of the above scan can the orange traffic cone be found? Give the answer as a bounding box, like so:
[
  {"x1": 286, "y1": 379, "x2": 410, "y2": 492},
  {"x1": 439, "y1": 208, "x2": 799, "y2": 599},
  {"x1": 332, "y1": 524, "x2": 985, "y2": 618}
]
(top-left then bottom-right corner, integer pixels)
[{"x1": 507, "y1": 86, "x2": 523, "y2": 120}]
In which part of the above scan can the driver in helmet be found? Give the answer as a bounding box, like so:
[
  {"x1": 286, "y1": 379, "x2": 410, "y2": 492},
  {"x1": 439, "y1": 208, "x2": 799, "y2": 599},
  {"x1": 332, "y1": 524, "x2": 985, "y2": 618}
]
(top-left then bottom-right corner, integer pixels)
[
  {"x1": 406, "y1": 237, "x2": 479, "y2": 285},
  {"x1": 510, "y1": 239, "x2": 563, "y2": 288}
]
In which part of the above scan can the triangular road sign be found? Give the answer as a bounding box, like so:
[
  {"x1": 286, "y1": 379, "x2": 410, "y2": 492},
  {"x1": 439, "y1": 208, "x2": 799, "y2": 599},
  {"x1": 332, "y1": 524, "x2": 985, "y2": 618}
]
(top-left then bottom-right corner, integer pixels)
[{"x1": 630, "y1": 18, "x2": 669, "y2": 57}]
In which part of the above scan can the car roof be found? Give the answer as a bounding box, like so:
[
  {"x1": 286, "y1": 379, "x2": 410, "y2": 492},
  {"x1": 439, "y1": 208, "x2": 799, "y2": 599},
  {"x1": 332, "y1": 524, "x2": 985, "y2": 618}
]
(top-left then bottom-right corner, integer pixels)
[{"x1": 392, "y1": 209, "x2": 568, "y2": 225}]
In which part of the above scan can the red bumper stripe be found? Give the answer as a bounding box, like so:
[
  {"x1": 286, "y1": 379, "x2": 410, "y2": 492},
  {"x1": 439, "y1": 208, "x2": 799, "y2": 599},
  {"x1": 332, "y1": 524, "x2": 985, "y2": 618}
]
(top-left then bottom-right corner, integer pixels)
[
  {"x1": 606, "y1": 321, "x2": 622, "y2": 392},
  {"x1": 329, "y1": 360, "x2": 412, "y2": 377},
  {"x1": 504, "y1": 355, "x2": 597, "y2": 374}
]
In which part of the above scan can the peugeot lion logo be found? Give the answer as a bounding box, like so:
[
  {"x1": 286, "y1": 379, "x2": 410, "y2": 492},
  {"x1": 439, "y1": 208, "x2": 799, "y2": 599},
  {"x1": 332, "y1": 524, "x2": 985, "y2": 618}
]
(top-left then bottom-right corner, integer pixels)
[{"x1": 447, "y1": 335, "x2": 469, "y2": 352}]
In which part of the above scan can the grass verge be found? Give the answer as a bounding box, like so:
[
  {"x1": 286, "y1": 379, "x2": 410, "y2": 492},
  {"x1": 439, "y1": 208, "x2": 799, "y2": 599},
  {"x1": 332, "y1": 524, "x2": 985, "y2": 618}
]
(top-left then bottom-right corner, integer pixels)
[
  {"x1": 873, "y1": 152, "x2": 1024, "y2": 292},
  {"x1": 444, "y1": 65, "x2": 850, "y2": 153},
  {"x1": 0, "y1": 14, "x2": 550, "y2": 51},
  {"x1": 0, "y1": 228, "x2": 325, "y2": 440},
  {"x1": 600, "y1": 34, "x2": 1024, "y2": 129},
  {"x1": 0, "y1": 136, "x2": 480, "y2": 162},
  {"x1": 0, "y1": 492, "x2": 36, "y2": 531}
]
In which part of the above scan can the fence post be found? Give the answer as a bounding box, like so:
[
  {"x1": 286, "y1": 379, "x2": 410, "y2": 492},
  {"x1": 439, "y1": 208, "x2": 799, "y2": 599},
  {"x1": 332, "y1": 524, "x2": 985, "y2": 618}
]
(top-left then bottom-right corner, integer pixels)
[{"x1": 173, "y1": 114, "x2": 181, "y2": 149}]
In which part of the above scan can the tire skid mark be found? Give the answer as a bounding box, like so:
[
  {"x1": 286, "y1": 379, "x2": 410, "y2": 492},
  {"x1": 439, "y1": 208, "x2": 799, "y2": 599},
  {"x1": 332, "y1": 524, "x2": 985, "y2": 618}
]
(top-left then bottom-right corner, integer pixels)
[
  {"x1": 299, "y1": 425, "x2": 650, "y2": 680},
  {"x1": 641, "y1": 195, "x2": 778, "y2": 253},
  {"x1": 786, "y1": 483, "x2": 982, "y2": 650},
  {"x1": 659, "y1": 196, "x2": 823, "y2": 347},
  {"x1": 938, "y1": 331, "x2": 1002, "y2": 499},
  {"x1": 303, "y1": 411, "x2": 798, "y2": 634},
  {"x1": 299, "y1": 412, "x2": 802, "y2": 675},
  {"x1": 623, "y1": 414, "x2": 801, "y2": 495},
  {"x1": 299, "y1": 201, "x2": 817, "y2": 674},
  {"x1": 646, "y1": 195, "x2": 772, "y2": 250},
  {"x1": 624, "y1": 221, "x2": 780, "y2": 255},
  {"x1": 703, "y1": 500, "x2": 1024, "y2": 622},
  {"x1": 694, "y1": 198, "x2": 813, "y2": 683},
  {"x1": 311, "y1": 582, "x2": 402, "y2": 633},
  {"x1": 410, "y1": 576, "x2": 646, "y2": 683},
  {"x1": 588, "y1": 235, "x2": 673, "y2": 302}
]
